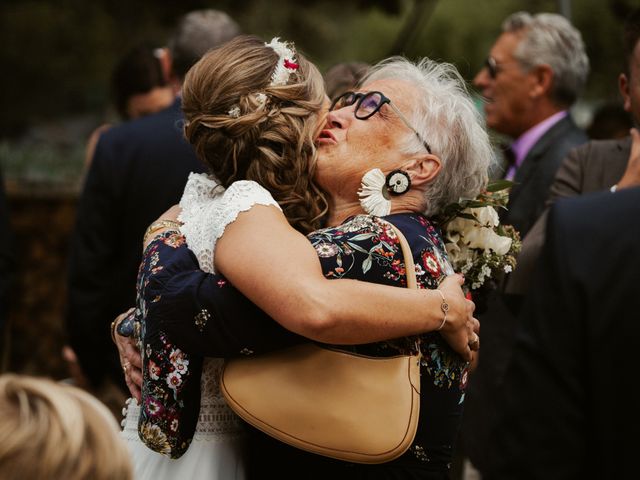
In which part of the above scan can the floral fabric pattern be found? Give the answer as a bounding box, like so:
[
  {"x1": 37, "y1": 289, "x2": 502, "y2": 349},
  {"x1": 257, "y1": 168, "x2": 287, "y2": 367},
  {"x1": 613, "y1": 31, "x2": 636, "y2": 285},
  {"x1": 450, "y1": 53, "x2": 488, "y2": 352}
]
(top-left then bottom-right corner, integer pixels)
[
  {"x1": 308, "y1": 213, "x2": 468, "y2": 468},
  {"x1": 135, "y1": 230, "x2": 203, "y2": 458},
  {"x1": 136, "y1": 213, "x2": 468, "y2": 472}
]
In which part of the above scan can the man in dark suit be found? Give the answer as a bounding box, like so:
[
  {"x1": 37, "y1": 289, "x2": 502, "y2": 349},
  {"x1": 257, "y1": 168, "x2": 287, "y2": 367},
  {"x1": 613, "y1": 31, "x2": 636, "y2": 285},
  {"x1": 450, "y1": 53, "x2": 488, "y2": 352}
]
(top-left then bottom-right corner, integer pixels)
[
  {"x1": 507, "y1": 7, "x2": 640, "y2": 295},
  {"x1": 473, "y1": 11, "x2": 589, "y2": 238},
  {"x1": 66, "y1": 10, "x2": 240, "y2": 391},
  {"x1": 456, "y1": 12, "x2": 590, "y2": 477},
  {"x1": 484, "y1": 186, "x2": 640, "y2": 479}
]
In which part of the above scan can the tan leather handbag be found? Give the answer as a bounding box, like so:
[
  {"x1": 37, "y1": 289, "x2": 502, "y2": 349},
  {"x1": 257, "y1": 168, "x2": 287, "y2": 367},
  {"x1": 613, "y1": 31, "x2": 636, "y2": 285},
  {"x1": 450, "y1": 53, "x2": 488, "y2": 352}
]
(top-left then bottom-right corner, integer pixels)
[{"x1": 220, "y1": 222, "x2": 421, "y2": 464}]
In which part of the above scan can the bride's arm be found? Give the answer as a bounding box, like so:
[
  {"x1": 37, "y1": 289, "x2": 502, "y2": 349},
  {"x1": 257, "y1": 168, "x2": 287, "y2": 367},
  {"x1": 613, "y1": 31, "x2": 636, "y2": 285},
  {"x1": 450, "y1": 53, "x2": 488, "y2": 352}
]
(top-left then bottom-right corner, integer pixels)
[{"x1": 214, "y1": 204, "x2": 476, "y2": 357}]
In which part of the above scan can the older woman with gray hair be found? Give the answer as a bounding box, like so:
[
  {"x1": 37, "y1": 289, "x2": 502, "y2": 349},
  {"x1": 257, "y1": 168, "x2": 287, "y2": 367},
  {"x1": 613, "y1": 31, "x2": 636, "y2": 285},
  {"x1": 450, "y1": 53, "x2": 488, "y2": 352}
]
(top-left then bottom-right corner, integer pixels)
[{"x1": 116, "y1": 41, "x2": 492, "y2": 479}]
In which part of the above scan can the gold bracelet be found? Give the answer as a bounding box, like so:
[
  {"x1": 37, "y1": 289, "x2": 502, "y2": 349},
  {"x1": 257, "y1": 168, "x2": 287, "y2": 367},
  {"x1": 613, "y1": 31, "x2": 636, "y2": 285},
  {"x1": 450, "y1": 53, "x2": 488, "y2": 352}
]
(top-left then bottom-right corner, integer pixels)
[
  {"x1": 143, "y1": 219, "x2": 183, "y2": 243},
  {"x1": 434, "y1": 289, "x2": 449, "y2": 331}
]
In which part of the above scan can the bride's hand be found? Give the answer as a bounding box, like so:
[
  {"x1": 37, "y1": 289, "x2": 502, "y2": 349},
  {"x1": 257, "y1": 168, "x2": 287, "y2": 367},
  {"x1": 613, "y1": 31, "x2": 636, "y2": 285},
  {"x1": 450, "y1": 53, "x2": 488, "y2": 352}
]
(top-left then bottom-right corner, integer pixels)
[
  {"x1": 436, "y1": 274, "x2": 479, "y2": 362},
  {"x1": 113, "y1": 309, "x2": 143, "y2": 402}
]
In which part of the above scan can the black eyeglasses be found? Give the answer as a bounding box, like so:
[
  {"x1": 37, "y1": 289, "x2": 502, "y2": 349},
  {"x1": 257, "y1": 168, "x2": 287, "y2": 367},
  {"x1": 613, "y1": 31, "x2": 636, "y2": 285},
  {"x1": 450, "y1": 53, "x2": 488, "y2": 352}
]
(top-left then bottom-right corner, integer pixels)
[{"x1": 330, "y1": 91, "x2": 432, "y2": 154}]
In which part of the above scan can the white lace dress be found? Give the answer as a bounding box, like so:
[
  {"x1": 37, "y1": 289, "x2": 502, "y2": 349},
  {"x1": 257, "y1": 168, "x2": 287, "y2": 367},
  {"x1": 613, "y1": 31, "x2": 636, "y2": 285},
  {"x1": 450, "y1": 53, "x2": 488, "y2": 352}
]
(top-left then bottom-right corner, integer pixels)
[{"x1": 121, "y1": 173, "x2": 281, "y2": 480}]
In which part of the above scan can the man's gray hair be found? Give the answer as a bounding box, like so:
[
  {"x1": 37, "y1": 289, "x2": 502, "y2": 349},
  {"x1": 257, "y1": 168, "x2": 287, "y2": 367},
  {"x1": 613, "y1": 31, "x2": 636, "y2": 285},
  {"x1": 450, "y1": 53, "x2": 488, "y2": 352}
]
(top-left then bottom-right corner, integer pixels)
[
  {"x1": 503, "y1": 11, "x2": 589, "y2": 107},
  {"x1": 169, "y1": 9, "x2": 241, "y2": 80},
  {"x1": 361, "y1": 57, "x2": 493, "y2": 217}
]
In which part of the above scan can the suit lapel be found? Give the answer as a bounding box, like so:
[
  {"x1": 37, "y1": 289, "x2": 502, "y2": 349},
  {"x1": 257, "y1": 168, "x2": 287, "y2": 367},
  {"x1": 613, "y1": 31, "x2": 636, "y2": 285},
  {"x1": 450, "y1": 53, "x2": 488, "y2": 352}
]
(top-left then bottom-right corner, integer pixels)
[
  {"x1": 509, "y1": 116, "x2": 575, "y2": 205},
  {"x1": 603, "y1": 137, "x2": 631, "y2": 187}
]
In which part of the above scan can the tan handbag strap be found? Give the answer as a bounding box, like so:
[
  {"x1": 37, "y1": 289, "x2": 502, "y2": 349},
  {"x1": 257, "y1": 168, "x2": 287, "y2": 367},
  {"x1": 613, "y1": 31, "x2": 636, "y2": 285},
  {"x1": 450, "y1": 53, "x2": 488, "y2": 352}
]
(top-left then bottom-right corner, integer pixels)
[{"x1": 383, "y1": 221, "x2": 417, "y2": 290}]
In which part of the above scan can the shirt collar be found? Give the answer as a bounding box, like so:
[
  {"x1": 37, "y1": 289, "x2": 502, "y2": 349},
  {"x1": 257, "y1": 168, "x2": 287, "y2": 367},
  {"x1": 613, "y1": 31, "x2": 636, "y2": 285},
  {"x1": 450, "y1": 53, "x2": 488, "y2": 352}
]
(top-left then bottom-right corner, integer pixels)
[{"x1": 511, "y1": 110, "x2": 568, "y2": 167}]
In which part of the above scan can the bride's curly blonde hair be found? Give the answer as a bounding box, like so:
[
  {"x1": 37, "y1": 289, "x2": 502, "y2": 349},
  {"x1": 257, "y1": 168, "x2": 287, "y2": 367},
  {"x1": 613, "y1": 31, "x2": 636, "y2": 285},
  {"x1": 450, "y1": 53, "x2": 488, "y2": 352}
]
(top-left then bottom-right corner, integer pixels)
[{"x1": 182, "y1": 35, "x2": 328, "y2": 233}]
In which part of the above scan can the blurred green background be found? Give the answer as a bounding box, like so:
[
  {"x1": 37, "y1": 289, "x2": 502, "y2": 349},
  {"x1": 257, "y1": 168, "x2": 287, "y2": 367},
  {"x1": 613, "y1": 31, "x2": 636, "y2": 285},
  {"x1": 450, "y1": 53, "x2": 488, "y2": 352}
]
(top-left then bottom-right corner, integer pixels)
[{"x1": 0, "y1": 0, "x2": 637, "y2": 186}]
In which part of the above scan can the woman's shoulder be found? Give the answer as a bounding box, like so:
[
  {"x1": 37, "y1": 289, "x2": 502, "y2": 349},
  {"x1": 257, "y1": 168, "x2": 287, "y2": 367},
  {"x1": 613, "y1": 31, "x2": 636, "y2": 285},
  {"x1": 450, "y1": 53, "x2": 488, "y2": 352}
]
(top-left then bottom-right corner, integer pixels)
[
  {"x1": 222, "y1": 180, "x2": 280, "y2": 211},
  {"x1": 308, "y1": 213, "x2": 439, "y2": 242},
  {"x1": 383, "y1": 213, "x2": 444, "y2": 245},
  {"x1": 178, "y1": 177, "x2": 281, "y2": 273},
  {"x1": 179, "y1": 176, "x2": 281, "y2": 217}
]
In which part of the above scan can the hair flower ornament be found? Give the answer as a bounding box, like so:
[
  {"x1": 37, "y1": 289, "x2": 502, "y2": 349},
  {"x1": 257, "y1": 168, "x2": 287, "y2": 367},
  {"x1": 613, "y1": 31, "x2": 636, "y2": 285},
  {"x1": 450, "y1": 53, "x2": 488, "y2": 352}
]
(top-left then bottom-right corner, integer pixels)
[{"x1": 265, "y1": 37, "x2": 299, "y2": 86}]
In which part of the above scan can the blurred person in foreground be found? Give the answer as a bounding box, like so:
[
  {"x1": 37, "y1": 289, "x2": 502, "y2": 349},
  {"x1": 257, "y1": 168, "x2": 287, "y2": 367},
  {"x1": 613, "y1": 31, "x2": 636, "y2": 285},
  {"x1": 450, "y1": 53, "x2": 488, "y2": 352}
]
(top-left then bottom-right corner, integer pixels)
[
  {"x1": 507, "y1": 6, "x2": 640, "y2": 297},
  {"x1": 0, "y1": 373, "x2": 132, "y2": 480},
  {"x1": 114, "y1": 35, "x2": 489, "y2": 479},
  {"x1": 457, "y1": 11, "x2": 590, "y2": 478},
  {"x1": 485, "y1": 186, "x2": 640, "y2": 479},
  {"x1": 66, "y1": 10, "x2": 239, "y2": 398},
  {"x1": 84, "y1": 43, "x2": 176, "y2": 169}
]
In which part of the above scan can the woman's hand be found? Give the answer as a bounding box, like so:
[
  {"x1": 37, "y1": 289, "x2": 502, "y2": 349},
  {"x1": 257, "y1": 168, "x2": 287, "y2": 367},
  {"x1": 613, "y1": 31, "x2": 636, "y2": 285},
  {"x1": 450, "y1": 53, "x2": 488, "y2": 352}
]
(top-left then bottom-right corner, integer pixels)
[
  {"x1": 436, "y1": 274, "x2": 480, "y2": 362},
  {"x1": 113, "y1": 309, "x2": 143, "y2": 402}
]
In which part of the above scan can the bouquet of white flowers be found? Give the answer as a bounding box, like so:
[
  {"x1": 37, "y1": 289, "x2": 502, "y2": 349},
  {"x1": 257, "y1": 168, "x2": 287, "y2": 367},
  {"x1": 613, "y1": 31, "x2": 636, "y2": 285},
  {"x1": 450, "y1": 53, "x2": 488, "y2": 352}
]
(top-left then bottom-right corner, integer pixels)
[{"x1": 435, "y1": 180, "x2": 521, "y2": 293}]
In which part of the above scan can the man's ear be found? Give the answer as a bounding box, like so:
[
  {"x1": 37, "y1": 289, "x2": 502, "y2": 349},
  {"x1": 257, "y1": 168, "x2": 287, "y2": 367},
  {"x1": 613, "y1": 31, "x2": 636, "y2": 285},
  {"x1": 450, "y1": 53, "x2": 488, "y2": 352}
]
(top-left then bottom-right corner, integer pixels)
[
  {"x1": 403, "y1": 154, "x2": 441, "y2": 186},
  {"x1": 529, "y1": 64, "x2": 554, "y2": 99},
  {"x1": 620, "y1": 73, "x2": 632, "y2": 113}
]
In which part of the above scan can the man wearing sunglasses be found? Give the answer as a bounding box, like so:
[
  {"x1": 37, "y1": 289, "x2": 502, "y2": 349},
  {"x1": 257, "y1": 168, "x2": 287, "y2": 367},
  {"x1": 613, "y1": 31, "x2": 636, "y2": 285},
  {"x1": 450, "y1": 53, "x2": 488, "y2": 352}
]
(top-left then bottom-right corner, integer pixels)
[
  {"x1": 456, "y1": 11, "x2": 590, "y2": 479},
  {"x1": 473, "y1": 11, "x2": 589, "y2": 239}
]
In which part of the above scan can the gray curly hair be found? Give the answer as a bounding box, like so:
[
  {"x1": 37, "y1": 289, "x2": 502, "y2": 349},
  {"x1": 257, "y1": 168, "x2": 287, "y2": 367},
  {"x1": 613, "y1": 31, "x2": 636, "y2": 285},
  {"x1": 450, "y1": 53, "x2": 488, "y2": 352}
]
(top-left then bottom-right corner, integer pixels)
[
  {"x1": 361, "y1": 57, "x2": 493, "y2": 217},
  {"x1": 503, "y1": 11, "x2": 589, "y2": 107}
]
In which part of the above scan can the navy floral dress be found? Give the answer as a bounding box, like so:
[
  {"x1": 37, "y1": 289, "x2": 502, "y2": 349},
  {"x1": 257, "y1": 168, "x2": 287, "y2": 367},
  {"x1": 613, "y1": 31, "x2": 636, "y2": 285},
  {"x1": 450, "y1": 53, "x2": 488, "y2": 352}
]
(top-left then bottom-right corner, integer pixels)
[{"x1": 127, "y1": 212, "x2": 469, "y2": 478}]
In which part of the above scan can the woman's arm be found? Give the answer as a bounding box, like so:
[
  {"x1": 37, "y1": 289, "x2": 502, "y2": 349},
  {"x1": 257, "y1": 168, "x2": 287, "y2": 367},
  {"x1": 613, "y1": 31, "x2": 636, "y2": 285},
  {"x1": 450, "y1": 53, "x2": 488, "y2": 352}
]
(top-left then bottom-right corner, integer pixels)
[
  {"x1": 215, "y1": 205, "x2": 477, "y2": 359},
  {"x1": 151, "y1": 204, "x2": 477, "y2": 360}
]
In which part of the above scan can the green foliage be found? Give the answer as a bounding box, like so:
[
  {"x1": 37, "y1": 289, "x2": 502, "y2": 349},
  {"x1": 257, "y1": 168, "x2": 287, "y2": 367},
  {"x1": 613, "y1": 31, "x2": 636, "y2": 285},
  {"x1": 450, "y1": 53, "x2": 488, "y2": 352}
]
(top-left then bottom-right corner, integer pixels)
[
  {"x1": 0, "y1": 140, "x2": 84, "y2": 186},
  {"x1": 0, "y1": 0, "x2": 634, "y2": 184}
]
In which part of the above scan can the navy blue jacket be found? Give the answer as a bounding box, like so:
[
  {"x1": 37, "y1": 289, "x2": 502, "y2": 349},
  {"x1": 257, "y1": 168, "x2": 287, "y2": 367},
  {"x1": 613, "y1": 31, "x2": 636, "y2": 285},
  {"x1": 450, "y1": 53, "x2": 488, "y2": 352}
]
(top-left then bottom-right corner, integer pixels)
[
  {"x1": 66, "y1": 98, "x2": 205, "y2": 387},
  {"x1": 487, "y1": 187, "x2": 640, "y2": 479}
]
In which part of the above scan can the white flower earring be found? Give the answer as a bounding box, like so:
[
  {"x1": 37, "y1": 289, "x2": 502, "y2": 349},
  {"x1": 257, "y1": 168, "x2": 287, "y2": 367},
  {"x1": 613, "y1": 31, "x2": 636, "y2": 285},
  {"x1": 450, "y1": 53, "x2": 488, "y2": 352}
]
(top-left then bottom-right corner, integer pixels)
[
  {"x1": 358, "y1": 168, "x2": 412, "y2": 216},
  {"x1": 359, "y1": 169, "x2": 390, "y2": 216}
]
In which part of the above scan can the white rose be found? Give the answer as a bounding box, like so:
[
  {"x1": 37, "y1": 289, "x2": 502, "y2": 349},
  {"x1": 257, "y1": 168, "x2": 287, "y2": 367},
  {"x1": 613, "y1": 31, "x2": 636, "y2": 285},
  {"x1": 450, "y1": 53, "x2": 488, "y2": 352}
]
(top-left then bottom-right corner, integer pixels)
[
  {"x1": 463, "y1": 227, "x2": 512, "y2": 255},
  {"x1": 470, "y1": 206, "x2": 499, "y2": 227},
  {"x1": 446, "y1": 216, "x2": 476, "y2": 237}
]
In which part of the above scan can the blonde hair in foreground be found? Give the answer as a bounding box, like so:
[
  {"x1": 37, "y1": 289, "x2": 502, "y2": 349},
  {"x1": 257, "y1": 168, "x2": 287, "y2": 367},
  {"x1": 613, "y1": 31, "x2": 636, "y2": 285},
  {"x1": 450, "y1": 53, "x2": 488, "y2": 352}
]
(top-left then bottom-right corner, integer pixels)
[
  {"x1": 182, "y1": 35, "x2": 328, "y2": 233},
  {"x1": 0, "y1": 374, "x2": 133, "y2": 480}
]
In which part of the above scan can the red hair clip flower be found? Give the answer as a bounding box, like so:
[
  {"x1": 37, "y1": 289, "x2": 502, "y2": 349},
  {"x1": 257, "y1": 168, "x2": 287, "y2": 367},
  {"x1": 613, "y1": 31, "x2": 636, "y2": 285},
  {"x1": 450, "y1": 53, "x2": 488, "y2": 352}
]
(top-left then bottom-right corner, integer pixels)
[{"x1": 284, "y1": 59, "x2": 299, "y2": 70}]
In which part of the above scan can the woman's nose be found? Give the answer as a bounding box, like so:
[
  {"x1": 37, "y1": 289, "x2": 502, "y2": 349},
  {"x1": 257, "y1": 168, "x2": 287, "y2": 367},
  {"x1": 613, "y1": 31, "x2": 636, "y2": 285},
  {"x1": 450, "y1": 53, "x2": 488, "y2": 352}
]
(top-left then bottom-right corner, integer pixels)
[{"x1": 326, "y1": 109, "x2": 348, "y2": 129}]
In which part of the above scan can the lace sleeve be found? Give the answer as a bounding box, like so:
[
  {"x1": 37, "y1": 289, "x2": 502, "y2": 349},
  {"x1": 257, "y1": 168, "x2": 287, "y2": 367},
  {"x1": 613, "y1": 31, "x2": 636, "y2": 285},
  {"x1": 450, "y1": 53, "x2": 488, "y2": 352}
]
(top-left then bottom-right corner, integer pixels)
[{"x1": 179, "y1": 175, "x2": 281, "y2": 273}]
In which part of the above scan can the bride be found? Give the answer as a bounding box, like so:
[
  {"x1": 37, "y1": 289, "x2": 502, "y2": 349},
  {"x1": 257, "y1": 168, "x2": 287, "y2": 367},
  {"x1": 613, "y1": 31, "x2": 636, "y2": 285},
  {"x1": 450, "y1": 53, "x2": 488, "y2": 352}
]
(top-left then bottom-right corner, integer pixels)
[{"x1": 116, "y1": 35, "x2": 483, "y2": 479}]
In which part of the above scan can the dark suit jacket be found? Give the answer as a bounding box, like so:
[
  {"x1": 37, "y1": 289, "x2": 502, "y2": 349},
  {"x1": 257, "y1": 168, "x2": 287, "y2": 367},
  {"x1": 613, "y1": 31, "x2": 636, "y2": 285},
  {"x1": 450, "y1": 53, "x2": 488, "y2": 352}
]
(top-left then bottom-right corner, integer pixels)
[
  {"x1": 506, "y1": 137, "x2": 630, "y2": 295},
  {"x1": 485, "y1": 187, "x2": 640, "y2": 479},
  {"x1": 66, "y1": 98, "x2": 205, "y2": 387},
  {"x1": 458, "y1": 117, "x2": 587, "y2": 470},
  {"x1": 502, "y1": 115, "x2": 587, "y2": 238}
]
